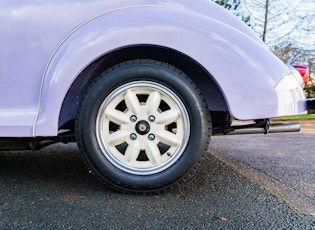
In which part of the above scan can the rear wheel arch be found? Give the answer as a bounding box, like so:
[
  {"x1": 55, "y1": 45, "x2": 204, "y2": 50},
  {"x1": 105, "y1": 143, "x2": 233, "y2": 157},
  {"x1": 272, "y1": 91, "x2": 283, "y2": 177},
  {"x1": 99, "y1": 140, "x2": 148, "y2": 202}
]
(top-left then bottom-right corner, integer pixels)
[{"x1": 59, "y1": 45, "x2": 229, "y2": 130}]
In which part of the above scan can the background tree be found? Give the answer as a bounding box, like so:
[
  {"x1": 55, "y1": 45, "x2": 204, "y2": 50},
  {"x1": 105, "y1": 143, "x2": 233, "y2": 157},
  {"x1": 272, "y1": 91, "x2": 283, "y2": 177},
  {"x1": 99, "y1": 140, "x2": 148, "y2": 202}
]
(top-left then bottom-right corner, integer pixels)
[
  {"x1": 214, "y1": 0, "x2": 251, "y2": 24},
  {"x1": 214, "y1": 0, "x2": 240, "y2": 10},
  {"x1": 242, "y1": 0, "x2": 309, "y2": 45}
]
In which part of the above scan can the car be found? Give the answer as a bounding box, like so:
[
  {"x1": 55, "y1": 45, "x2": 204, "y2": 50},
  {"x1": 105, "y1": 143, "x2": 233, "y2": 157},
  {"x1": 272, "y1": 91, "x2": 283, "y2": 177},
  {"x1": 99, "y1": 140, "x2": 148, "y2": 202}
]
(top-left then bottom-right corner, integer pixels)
[{"x1": 1, "y1": 0, "x2": 314, "y2": 193}]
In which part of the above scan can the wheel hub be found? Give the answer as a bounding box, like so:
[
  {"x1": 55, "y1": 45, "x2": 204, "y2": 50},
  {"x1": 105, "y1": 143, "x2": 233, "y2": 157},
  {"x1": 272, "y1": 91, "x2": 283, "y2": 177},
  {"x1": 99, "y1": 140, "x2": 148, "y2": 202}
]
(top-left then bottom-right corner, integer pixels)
[{"x1": 135, "y1": 120, "x2": 150, "y2": 135}]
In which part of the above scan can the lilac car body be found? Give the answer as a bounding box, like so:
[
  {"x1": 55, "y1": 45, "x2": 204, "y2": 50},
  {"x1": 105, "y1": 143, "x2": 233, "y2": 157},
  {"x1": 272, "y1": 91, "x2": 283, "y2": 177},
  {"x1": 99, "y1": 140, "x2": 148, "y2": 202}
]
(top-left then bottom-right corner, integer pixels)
[
  {"x1": 1, "y1": 0, "x2": 309, "y2": 137},
  {"x1": 1, "y1": 0, "x2": 314, "y2": 192}
]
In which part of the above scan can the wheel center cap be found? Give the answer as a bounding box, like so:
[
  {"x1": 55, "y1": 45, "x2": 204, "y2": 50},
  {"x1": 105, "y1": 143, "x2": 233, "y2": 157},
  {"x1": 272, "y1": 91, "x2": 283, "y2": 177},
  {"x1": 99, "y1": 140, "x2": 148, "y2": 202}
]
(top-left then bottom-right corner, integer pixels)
[{"x1": 135, "y1": 120, "x2": 150, "y2": 135}]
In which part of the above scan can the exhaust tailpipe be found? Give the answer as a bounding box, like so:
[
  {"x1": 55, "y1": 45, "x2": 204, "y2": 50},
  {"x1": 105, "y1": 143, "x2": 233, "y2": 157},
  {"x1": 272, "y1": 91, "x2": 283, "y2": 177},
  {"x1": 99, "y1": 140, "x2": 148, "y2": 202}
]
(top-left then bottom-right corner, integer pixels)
[{"x1": 213, "y1": 121, "x2": 301, "y2": 136}]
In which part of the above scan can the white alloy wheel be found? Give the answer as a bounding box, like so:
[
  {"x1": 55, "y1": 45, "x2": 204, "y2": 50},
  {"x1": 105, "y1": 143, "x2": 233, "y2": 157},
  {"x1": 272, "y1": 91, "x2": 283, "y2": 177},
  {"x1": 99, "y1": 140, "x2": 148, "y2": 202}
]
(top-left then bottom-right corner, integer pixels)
[{"x1": 96, "y1": 81, "x2": 190, "y2": 175}]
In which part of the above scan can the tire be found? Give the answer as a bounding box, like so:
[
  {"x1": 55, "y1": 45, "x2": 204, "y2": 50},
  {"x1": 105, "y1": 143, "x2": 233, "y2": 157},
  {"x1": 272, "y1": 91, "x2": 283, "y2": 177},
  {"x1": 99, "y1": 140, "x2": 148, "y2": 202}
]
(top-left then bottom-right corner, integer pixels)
[{"x1": 75, "y1": 59, "x2": 211, "y2": 193}]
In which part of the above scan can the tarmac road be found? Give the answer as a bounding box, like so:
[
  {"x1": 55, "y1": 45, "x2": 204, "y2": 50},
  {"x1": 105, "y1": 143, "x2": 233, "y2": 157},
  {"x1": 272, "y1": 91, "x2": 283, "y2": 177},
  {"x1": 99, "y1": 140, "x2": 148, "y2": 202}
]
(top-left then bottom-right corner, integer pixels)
[
  {"x1": 210, "y1": 119, "x2": 315, "y2": 217},
  {"x1": 0, "y1": 122, "x2": 315, "y2": 229}
]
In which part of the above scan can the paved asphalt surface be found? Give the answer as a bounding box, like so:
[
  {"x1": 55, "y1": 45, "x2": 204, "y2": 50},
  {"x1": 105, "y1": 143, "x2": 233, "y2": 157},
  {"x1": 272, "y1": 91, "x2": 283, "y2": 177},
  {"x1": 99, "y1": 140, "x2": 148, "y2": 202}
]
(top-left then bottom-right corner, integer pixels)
[
  {"x1": 210, "y1": 120, "x2": 315, "y2": 218},
  {"x1": 0, "y1": 121, "x2": 315, "y2": 229}
]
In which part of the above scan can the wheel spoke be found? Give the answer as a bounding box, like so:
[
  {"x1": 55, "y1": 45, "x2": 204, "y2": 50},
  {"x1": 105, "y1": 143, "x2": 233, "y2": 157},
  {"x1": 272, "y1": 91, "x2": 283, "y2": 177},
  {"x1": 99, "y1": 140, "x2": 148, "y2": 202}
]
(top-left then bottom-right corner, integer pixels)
[
  {"x1": 106, "y1": 109, "x2": 130, "y2": 125},
  {"x1": 125, "y1": 90, "x2": 140, "y2": 115},
  {"x1": 125, "y1": 140, "x2": 140, "y2": 164},
  {"x1": 155, "y1": 109, "x2": 180, "y2": 125},
  {"x1": 106, "y1": 131, "x2": 130, "y2": 146},
  {"x1": 146, "y1": 141, "x2": 161, "y2": 165},
  {"x1": 156, "y1": 131, "x2": 179, "y2": 146},
  {"x1": 145, "y1": 91, "x2": 161, "y2": 114}
]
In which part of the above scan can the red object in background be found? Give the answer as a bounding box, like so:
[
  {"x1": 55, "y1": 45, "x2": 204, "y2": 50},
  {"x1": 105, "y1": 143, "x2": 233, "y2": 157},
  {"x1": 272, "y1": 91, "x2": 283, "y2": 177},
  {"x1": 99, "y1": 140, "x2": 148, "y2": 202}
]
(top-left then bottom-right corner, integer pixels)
[{"x1": 294, "y1": 65, "x2": 309, "y2": 86}]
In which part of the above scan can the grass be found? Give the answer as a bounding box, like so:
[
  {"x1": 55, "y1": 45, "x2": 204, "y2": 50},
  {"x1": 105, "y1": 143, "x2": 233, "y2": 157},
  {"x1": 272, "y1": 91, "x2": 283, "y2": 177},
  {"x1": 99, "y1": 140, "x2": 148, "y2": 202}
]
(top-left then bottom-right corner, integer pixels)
[{"x1": 271, "y1": 113, "x2": 315, "y2": 121}]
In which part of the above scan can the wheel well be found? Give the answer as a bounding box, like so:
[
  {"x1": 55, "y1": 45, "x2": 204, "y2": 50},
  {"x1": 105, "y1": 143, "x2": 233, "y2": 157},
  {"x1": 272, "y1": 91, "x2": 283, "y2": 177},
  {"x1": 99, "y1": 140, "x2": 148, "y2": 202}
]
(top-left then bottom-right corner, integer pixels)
[{"x1": 59, "y1": 45, "x2": 229, "y2": 129}]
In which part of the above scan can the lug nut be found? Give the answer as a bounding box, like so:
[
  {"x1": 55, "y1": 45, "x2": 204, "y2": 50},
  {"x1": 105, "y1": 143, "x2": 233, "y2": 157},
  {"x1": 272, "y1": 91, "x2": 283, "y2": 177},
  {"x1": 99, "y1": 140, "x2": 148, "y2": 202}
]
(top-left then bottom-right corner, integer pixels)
[
  {"x1": 148, "y1": 133, "x2": 155, "y2": 141},
  {"x1": 130, "y1": 133, "x2": 137, "y2": 140},
  {"x1": 130, "y1": 115, "x2": 137, "y2": 122},
  {"x1": 148, "y1": 115, "x2": 155, "y2": 122}
]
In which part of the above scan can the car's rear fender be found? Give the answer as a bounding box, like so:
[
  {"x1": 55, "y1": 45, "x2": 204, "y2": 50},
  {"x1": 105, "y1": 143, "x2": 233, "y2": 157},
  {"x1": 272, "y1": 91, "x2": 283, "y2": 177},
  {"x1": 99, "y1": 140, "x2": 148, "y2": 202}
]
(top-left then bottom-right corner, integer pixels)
[{"x1": 35, "y1": 6, "x2": 295, "y2": 136}]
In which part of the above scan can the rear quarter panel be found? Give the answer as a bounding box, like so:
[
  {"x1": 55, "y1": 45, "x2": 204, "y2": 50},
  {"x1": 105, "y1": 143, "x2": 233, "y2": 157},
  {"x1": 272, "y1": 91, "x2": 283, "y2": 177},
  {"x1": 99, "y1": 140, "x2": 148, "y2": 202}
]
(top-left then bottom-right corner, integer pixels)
[{"x1": 0, "y1": 0, "x2": 306, "y2": 137}]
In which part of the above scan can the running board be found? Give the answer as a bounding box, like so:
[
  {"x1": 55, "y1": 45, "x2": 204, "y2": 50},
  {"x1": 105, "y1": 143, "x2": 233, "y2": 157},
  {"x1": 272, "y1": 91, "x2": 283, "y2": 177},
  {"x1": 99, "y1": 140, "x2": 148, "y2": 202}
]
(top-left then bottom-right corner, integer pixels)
[{"x1": 213, "y1": 121, "x2": 301, "y2": 136}]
